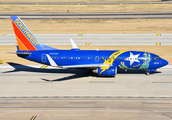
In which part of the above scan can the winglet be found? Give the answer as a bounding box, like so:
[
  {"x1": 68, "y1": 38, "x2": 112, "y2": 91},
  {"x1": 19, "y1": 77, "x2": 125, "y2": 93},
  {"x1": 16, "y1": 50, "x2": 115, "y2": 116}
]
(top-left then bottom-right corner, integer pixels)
[
  {"x1": 70, "y1": 39, "x2": 80, "y2": 50},
  {"x1": 46, "y1": 54, "x2": 58, "y2": 67}
]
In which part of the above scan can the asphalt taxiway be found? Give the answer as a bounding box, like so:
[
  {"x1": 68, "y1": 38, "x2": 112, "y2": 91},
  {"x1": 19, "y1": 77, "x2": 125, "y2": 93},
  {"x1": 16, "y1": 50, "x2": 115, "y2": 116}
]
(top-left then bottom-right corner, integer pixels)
[
  {"x1": 1, "y1": 12, "x2": 172, "y2": 19},
  {"x1": 1, "y1": 99, "x2": 172, "y2": 120},
  {"x1": 0, "y1": 65, "x2": 172, "y2": 98},
  {"x1": 1, "y1": 34, "x2": 172, "y2": 45},
  {"x1": 0, "y1": 65, "x2": 172, "y2": 119}
]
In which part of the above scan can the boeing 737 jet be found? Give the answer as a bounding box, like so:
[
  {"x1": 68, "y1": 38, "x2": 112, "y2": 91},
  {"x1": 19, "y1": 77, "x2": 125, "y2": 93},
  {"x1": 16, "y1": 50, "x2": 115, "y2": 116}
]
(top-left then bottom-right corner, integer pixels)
[{"x1": 10, "y1": 16, "x2": 168, "y2": 76}]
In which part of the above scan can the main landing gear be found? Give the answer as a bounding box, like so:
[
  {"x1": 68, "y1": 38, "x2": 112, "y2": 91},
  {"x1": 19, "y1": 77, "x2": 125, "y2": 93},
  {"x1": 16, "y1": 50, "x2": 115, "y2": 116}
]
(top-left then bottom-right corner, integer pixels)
[{"x1": 145, "y1": 71, "x2": 150, "y2": 75}]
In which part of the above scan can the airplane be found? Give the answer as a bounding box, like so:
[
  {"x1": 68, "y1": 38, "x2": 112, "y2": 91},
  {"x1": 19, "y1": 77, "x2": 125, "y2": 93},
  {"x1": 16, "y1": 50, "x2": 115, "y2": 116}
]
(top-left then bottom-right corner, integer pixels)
[{"x1": 10, "y1": 16, "x2": 168, "y2": 76}]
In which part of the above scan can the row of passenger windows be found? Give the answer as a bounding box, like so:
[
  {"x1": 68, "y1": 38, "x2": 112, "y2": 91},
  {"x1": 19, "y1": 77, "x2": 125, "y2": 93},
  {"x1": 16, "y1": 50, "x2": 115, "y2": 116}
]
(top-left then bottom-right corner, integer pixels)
[
  {"x1": 52, "y1": 57, "x2": 96, "y2": 60},
  {"x1": 51, "y1": 57, "x2": 140, "y2": 60}
]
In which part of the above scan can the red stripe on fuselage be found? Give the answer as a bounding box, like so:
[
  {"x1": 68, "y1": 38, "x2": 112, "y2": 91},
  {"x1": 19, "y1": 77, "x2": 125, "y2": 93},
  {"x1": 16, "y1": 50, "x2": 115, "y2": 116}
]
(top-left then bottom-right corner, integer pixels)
[{"x1": 12, "y1": 21, "x2": 37, "y2": 51}]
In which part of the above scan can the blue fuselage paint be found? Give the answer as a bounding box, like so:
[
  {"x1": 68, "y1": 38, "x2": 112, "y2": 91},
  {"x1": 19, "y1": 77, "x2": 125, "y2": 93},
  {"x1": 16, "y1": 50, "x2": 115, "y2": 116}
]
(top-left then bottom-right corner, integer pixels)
[{"x1": 17, "y1": 49, "x2": 168, "y2": 71}]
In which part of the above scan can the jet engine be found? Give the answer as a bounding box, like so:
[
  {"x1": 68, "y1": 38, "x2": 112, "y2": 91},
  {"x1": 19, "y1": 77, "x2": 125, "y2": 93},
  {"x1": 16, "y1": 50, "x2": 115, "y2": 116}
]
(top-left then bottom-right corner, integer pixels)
[{"x1": 93, "y1": 66, "x2": 117, "y2": 76}]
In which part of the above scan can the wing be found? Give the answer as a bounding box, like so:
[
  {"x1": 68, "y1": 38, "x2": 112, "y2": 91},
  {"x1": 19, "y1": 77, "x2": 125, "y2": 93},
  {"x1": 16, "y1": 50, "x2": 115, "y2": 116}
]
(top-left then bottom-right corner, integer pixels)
[
  {"x1": 61, "y1": 64, "x2": 111, "y2": 69},
  {"x1": 46, "y1": 51, "x2": 111, "y2": 69}
]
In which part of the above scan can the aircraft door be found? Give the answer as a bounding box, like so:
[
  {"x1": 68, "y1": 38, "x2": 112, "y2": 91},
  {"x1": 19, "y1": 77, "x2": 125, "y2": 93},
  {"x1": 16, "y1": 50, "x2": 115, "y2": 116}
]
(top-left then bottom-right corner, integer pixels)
[
  {"x1": 95, "y1": 56, "x2": 99, "y2": 62},
  {"x1": 41, "y1": 53, "x2": 46, "y2": 63}
]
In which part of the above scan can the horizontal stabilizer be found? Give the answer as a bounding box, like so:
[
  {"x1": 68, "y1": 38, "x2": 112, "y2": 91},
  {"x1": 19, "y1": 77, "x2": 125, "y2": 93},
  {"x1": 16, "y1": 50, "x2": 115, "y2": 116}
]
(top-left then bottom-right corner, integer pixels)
[{"x1": 6, "y1": 52, "x2": 31, "y2": 55}]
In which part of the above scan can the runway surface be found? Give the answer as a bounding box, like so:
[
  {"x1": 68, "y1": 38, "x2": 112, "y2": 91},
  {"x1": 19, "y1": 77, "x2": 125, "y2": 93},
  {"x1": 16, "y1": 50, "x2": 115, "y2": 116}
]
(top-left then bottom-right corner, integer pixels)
[
  {"x1": 0, "y1": 64, "x2": 172, "y2": 98},
  {"x1": 0, "y1": 99, "x2": 172, "y2": 120},
  {"x1": 1, "y1": 1, "x2": 172, "y2": 5},
  {"x1": 1, "y1": 34, "x2": 172, "y2": 45},
  {"x1": 1, "y1": 12, "x2": 172, "y2": 19}
]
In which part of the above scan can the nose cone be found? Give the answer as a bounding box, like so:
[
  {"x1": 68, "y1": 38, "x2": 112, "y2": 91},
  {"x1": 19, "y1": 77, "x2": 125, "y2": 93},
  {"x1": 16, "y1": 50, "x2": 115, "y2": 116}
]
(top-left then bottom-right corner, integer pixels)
[{"x1": 162, "y1": 59, "x2": 168, "y2": 67}]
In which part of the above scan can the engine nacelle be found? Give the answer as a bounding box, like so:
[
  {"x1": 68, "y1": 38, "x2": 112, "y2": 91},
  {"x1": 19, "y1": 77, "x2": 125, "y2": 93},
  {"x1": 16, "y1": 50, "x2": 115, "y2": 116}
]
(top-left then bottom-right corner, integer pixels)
[{"x1": 93, "y1": 66, "x2": 117, "y2": 76}]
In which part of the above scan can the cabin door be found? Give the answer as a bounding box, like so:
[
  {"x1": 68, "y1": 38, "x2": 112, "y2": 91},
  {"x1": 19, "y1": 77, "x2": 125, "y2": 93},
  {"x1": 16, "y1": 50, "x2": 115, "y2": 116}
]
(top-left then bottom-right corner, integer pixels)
[
  {"x1": 41, "y1": 53, "x2": 46, "y2": 63},
  {"x1": 95, "y1": 56, "x2": 99, "y2": 62}
]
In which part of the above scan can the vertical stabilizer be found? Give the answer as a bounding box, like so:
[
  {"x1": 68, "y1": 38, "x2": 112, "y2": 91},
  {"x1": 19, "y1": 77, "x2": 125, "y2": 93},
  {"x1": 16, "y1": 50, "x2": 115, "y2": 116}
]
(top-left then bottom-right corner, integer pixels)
[{"x1": 11, "y1": 16, "x2": 43, "y2": 51}]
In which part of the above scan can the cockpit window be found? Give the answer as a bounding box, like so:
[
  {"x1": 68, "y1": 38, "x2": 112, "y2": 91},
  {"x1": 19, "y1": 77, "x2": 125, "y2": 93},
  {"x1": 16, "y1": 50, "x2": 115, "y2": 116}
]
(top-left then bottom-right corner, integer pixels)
[{"x1": 153, "y1": 57, "x2": 160, "y2": 60}]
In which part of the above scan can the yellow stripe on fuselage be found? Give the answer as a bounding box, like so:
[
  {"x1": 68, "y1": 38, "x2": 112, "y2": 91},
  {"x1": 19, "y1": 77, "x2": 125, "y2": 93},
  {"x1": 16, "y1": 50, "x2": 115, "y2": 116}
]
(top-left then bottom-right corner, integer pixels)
[{"x1": 100, "y1": 50, "x2": 127, "y2": 74}]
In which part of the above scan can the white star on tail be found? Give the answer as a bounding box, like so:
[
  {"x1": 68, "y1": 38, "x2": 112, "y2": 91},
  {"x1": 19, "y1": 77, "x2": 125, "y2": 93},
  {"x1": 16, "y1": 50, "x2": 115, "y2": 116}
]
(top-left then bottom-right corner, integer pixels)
[{"x1": 125, "y1": 52, "x2": 140, "y2": 66}]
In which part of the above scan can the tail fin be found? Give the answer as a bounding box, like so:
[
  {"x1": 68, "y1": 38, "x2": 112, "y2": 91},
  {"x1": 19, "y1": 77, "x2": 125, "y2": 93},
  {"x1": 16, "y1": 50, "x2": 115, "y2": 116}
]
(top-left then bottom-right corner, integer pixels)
[{"x1": 11, "y1": 16, "x2": 44, "y2": 51}]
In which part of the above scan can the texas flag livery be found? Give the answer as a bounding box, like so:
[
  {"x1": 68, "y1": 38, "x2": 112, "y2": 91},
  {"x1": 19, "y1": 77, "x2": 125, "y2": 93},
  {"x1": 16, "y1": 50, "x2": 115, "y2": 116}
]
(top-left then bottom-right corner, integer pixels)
[{"x1": 10, "y1": 16, "x2": 168, "y2": 76}]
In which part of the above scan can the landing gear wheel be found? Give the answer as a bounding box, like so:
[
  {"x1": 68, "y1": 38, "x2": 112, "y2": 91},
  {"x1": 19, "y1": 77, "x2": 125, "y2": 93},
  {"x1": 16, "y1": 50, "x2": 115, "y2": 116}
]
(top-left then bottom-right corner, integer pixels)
[{"x1": 146, "y1": 71, "x2": 150, "y2": 75}]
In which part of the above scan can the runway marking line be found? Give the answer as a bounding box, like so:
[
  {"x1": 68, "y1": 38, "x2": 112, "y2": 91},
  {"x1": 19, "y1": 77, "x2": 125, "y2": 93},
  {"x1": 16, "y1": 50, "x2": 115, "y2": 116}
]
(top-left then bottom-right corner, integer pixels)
[
  {"x1": 156, "y1": 42, "x2": 161, "y2": 45},
  {"x1": 78, "y1": 34, "x2": 83, "y2": 36},
  {"x1": 152, "y1": 82, "x2": 172, "y2": 83},
  {"x1": 157, "y1": 34, "x2": 161, "y2": 36},
  {"x1": 85, "y1": 42, "x2": 91, "y2": 45},
  {"x1": 1, "y1": 34, "x2": 6, "y2": 36},
  {"x1": 30, "y1": 116, "x2": 37, "y2": 120},
  {"x1": 1, "y1": 96, "x2": 172, "y2": 99}
]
